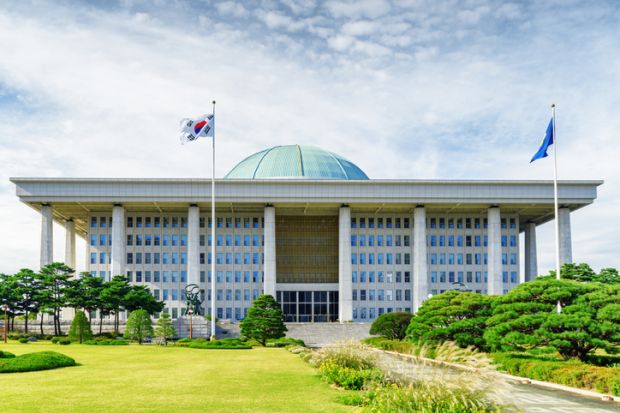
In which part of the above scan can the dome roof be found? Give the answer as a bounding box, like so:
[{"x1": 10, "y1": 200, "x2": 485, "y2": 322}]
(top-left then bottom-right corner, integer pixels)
[{"x1": 224, "y1": 145, "x2": 369, "y2": 180}]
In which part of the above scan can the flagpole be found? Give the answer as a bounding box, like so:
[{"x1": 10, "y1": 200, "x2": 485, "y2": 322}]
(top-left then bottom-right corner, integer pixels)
[
  {"x1": 552, "y1": 103, "x2": 561, "y2": 314},
  {"x1": 211, "y1": 100, "x2": 217, "y2": 338}
]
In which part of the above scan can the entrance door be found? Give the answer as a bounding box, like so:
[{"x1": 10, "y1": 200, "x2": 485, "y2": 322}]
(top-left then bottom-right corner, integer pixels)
[{"x1": 276, "y1": 290, "x2": 339, "y2": 322}]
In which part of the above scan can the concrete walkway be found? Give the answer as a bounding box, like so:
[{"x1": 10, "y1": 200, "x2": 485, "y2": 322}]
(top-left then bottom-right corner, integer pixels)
[{"x1": 375, "y1": 351, "x2": 619, "y2": 413}]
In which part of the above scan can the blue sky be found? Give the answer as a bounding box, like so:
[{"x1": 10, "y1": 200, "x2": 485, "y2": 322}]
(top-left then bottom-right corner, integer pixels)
[{"x1": 0, "y1": 0, "x2": 618, "y2": 274}]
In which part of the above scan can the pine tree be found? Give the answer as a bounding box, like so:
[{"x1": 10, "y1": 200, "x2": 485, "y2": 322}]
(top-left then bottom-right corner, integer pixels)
[
  {"x1": 123, "y1": 309, "x2": 153, "y2": 344},
  {"x1": 240, "y1": 294, "x2": 286, "y2": 346},
  {"x1": 154, "y1": 313, "x2": 176, "y2": 346},
  {"x1": 68, "y1": 310, "x2": 93, "y2": 343}
]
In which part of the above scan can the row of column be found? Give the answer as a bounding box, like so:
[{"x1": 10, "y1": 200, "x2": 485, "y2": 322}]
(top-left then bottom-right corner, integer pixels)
[{"x1": 40, "y1": 203, "x2": 575, "y2": 320}]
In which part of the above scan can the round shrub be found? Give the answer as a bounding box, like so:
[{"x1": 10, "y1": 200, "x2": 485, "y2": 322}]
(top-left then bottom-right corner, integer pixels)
[
  {"x1": 18, "y1": 337, "x2": 28, "y2": 344},
  {"x1": 51, "y1": 337, "x2": 60, "y2": 344},
  {"x1": 370, "y1": 312, "x2": 413, "y2": 340},
  {"x1": 58, "y1": 338, "x2": 71, "y2": 345},
  {"x1": 0, "y1": 351, "x2": 76, "y2": 373},
  {"x1": 0, "y1": 351, "x2": 16, "y2": 359}
]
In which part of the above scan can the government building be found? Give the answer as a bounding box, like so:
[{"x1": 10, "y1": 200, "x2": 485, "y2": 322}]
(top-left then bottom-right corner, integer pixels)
[{"x1": 11, "y1": 145, "x2": 602, "y2": 323}]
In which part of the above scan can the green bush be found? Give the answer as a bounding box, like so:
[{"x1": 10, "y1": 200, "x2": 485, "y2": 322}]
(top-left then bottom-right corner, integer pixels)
[
  {"x1": 58, "y1": 338, "x2": 71, "y2": 345},
  {"x1": 0, "y1": 351, "x2": 76, "y2": 373},
  {"x1": 407, "y1": 291, "x2": 495, "y2": 350},
  {"x1": 492, "y1": 353, "x2": 620, "y2": 396},
  {"x1": 319, "y1": 362, "x2": 383, "y2": 390},
  {"x1": 51, "y1": 337, "x2": 60, "y2": 344},
  {"x1": 265, "y1": 337, "x2": 305, "y2": 348},
  {"x1": 370, "y1": 312, "x2": 413, "y2": 340},
  {"x1": 68, "y1": 311, "x2": 93, "y2": 343},
  {"x1": 186, "y1": 338, "x2": 251, "y2": 350},
  {"x1": 0, "y1": 351, "x2": 16, "y2": 359},
  {"x1": 83, "y1": 339, "x2": 129, "y2": 346},
  {"x1": 18, "y1": 337, "x2": 28, "y2": 344}
]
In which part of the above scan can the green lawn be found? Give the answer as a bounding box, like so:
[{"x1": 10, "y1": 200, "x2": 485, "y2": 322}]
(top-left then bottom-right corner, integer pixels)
[{"x1": 2, "y1": 341, "x2": 353, "y2": 413}]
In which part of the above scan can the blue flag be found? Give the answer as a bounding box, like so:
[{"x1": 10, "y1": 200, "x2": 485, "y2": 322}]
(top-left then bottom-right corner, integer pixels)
[{"x1": 530, "y1": 119, "x2": 554, "y2": 162}]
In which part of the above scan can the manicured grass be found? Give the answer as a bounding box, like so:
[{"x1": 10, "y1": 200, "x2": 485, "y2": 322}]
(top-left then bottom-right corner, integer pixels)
[{"x1": 1, "y1": 341, "x2": 353, "y2": 413}]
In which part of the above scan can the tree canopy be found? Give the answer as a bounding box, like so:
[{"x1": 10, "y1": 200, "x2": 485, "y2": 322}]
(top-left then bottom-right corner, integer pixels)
[
  {"x1": 406, "y1": 291, "x2": 495, "y2": 350},
  {"x1": 240, "y1": 294, "x2": 286, "y2": 346}
]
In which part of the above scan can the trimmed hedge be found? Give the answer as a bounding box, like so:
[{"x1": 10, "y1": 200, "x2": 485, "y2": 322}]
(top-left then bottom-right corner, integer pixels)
[
  {"x1": 189, "y1": 338, "x2": 251, "y2": 350},
  {"x1": 0, "y1": 351, "x2": 16, "y2": 359},
  {"x1": 83, "y1": 339, "x2": 129, "y2": 346},
  {"x1": 492, "y1": 353, "x2": 620, "y2": 396},
  {"x1": 58, "y1": 339, "x2": 71, "y2": 345},
  {"x1": 265, "y1": 337, "x2": 305, "y2": 348},
  {"x1": 175, "y1": 338, "x2": 252, "y2": 349},
  {"x1": 18, "y1": 338, "x2": 28, "y2": 344},
  {"x1": 0, "y1": 351, "x2": 76, "y2": 373}
]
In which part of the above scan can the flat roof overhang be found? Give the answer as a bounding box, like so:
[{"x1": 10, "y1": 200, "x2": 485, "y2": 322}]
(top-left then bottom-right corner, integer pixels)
[{"x1": 11, "y1": 177, "x2": 603, "y2": 238}]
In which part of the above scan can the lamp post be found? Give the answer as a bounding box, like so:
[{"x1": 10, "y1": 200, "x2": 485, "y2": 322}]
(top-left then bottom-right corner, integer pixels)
[
  {"x1": 2, "y1": 304, "x2": 8, "y2": 344},
  {"x1": 187, "y1": 308, "x2": 194, "y2": 340}
]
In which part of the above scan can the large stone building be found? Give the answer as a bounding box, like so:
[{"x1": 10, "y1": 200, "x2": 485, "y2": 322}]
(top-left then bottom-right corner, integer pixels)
[{"x1": 11, "y1": 145, "x2": 601, "y2": 323}]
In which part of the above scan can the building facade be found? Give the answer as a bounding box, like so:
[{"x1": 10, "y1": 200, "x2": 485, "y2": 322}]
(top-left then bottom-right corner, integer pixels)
[{"x1": 11, "y1": 145, "x2": 602, "y2": 322}]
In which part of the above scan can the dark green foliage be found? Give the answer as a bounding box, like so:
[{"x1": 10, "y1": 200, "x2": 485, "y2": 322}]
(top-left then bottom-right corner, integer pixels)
[
  {"x1": 484, "y1": 278, "x2": 620, "y2": 361},
  {"x1": 58, "y1": 338, "x2": 71, "y2": 345},
  {"x1": 39, "y1": 262, "x2": 75, "y2": 336},
  {"x1": 370, "y1": 311, "x2": 413, "y2": 340},
  {"x1": 406, "y1": 291, "x2": 495, "y2": 350},
  {"x1": 83, "y1": 339, "x2": 129, "y2": 345},
  {"x1": 186, "y1": 338, "x2": 251, "y2": 350},
  {"x1": 0, "y1": 351, "x2": 15, "y2": 358},
  {"x1": 50, "y1": 337, "x2": 60, "y2": 344},
  {"x1": 123, "y1": 309, "x2": 153, "y2": 344},
  {"x1": 538, "y1": 283, "x2": 620, "y2": 360},
  {"x1": 154, "y1": 313, "x2": 176, "y2": 345},
  {"x1": 100, "y1": 275, "x2": 131, "y2": 335},
  {"x1": 240, "y1": 294, "x2": 287, "y2": 346},
  {"x1": 484, "y1": 278, "x2": 591, "y2": 353},
  {"x1": 18, "y1": 337, "x2": 28, "y2": 344},
  {"x1": 0, "y1": 351, "x2": 76, "y2": 373},
  {"x1": 492, "y1": 352, "x2": 620, "y2": 396},
  {"x1": 68, "y1": 311, "x2": 93, "y2": 343},
  {"x1": 556, "y1": 263, "x2": 620, "y2": 284},
  {"x1": 124, "y1": 285, "x2": 165, "y2": 315},
  {"x1": 265, "y1": 337, "x2": 305, "y2": 348}
]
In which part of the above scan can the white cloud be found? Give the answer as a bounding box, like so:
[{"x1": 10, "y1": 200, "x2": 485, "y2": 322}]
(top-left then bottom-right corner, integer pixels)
[
  {"x1": 0, "y1": 1, "x2": 618, "y2": 276},
  {"x1": 216, "y1": 1, "x2": 248, "y2": 18},
  {"x1": 324, "y1": 0, "x2": 391, "y2": 19}
]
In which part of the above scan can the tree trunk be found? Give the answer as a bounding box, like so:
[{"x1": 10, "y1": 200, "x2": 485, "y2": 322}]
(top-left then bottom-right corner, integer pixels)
[
  {"x1": 11, "y1": 316, "x2": 14, "y2": 331},
  {"x1": 40, "y1": 313, "x2": 44, "y2": 336},
  {"x1": 114, "y1": 312, "x2": 119, "y2": 335},
  {"x1": 24, "y1": 310, "x2": 29, "y2": 333},
  {"x1": 99, "y1": 312, "x2": 103, "y2": 335}
]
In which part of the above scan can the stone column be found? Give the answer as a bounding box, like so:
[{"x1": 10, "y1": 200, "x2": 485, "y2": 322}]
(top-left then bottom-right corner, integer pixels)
[
  {"x1": 263, "y1": 205, "x2": 276, "y2": 298},
  {"x1": 111, "y1": 205, "x2": 126, "y2": 277},
  {"x1": 338, "y1": 206, "x2": 352, "y2": 322},
  {"x1": 413, "y1": 206, "x2": 428, "y2": 312},
  {"x1": 187, "y1": 205, "x2": 200, "y2": 286},
  {"x1": 559, "y1": 207, "x2": 572, "y2": 265},
  {"x1": 64, "y1": 220, "x2": 76, "y2": 271},
  {"x1": 487, "y1": 207, "x2": 503, "y2": 295},
  {"x1": 40, "y1": 204, "x2": 53, "y2": 268},
  {"x1": 524, "y1": 222, "x2": 538, "y2": 281}
]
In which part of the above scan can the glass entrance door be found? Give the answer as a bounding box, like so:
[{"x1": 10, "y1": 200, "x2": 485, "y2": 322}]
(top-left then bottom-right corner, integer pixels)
[{"x1": 276, "y1": 290, "x2": 339, "y2": 322}]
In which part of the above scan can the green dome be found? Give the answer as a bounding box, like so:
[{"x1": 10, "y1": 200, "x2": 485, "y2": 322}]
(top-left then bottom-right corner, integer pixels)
[{"x1": 224, "y1": 145, "x2": 369, "y2": 180}]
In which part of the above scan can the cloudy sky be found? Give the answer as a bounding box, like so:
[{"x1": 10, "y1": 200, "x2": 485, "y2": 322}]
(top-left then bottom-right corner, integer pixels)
[{"x1": 0, "y1": 0, "x2": 618, "y2": 275}]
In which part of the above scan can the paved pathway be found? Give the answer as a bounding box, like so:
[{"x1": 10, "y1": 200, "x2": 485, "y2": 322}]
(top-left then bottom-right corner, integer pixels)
[{"x1": 375, "y1": 352, "x2": 619, "y2": 413}]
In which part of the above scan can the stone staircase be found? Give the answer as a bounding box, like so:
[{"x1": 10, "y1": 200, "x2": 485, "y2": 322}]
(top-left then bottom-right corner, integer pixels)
[
  {"x1": 173, "y1": 317, "x2": 212, "y2": 338},
  {"x1": 285, "y1": 323, "x2": 372, "y2": 347}
]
